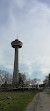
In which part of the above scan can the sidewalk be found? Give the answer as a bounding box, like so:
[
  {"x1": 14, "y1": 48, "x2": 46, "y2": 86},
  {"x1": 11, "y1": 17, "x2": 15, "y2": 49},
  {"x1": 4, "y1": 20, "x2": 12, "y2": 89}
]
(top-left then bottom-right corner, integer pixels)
[{"x1": 25, "y1": 92, "x2": 50, "y2": 111}]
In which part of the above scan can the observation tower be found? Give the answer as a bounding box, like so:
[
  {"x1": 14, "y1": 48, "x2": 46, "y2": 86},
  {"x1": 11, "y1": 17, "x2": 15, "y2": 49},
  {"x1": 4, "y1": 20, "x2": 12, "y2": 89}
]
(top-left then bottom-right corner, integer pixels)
[{"x1": 11, "y1": 39, "x2": 23, "y2": 87}]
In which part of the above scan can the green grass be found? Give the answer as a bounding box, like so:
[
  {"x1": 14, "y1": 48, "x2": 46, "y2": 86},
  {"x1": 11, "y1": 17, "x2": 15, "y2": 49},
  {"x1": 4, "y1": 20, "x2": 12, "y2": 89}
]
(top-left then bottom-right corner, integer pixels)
[
  {"x1": 47, "y1": 92, "x2": 50, "y2": 95},
  {"x1": 0, "y1": 91, "x2": 37, "y2": 111}
]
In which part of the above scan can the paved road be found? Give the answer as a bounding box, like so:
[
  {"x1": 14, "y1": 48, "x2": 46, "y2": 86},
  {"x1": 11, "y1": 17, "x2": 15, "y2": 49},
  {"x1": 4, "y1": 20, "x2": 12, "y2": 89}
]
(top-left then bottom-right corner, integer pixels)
[
  {"x1": 35, "y1": 92, "x2": 50, "y2": 111},
  {"x1": 25, "y1": 92, "x2": 50, "y2": 111}
]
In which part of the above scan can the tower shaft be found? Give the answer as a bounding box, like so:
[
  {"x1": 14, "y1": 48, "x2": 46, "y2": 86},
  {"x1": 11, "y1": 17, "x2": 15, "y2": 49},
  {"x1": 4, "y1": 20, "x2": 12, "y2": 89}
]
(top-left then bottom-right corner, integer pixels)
[{"x1": 13, "y1": 48, "x2": 19, "y2": 87}]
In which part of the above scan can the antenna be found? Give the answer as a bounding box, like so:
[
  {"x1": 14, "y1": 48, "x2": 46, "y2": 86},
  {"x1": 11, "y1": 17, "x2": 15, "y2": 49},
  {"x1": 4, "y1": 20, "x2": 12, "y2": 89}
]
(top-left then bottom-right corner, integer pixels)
[
  {"x1": 17, "y1": 33, "x2": 18, "y2": 39},
  {"x1": 17, "y1": 31, "x2": 20, "y2": 40}
]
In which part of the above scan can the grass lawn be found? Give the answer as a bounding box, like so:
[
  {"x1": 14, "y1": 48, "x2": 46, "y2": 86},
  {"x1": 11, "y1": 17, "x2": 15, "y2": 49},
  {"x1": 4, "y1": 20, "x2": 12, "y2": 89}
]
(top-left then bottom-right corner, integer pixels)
[
  {"x1": 47, "y1": 92, "x2": 50, "y2": 95},
  {"x1": 0, "y1": 91, "x2": 37, "y2": 111}
]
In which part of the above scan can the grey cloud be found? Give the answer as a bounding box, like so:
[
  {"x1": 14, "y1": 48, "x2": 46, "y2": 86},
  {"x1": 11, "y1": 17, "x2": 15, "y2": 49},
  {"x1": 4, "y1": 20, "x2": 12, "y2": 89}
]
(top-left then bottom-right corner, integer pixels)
[
  {"x1": 0, "y1": 0, "x2": 50, "y2": 81},
  {"x1": 0, "y1": 0, "x2": 11, "y2": 26},
  {"x1": 11, "y1": 0, "x2": 37, "y2": 20},
  {"x1": 38, "y1": 0, "x2": 50, "y2": 6},
  {"x1": 19, "y1": 63, "x2": 29, "y2": 73},
  {"x1": 32, "y1": 62, "x2": 41, "y2": 71}
]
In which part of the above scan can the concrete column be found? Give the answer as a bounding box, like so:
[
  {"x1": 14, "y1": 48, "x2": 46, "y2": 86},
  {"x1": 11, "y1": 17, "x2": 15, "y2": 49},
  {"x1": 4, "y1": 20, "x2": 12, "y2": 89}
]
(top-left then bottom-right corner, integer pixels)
[
  {"x1": 11, "y1": 39, "x2": 23, "y2": 88},
  {"x1": 12, "y1": 48, "x2": 19, "y2": 87}
]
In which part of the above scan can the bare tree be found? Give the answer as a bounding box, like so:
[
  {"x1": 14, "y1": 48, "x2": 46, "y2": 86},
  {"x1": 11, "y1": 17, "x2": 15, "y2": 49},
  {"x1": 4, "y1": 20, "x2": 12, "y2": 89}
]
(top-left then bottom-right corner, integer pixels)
[
  {"x1": 0, "y1": 70, "x2": 13, "y2": 85},
  {"x1": 18, "y1": 73, "x2": 26, "y2": 87},
  {"x1": 31, "y1": 78, "x2": 40, "y2": 85},
  {"x1": 43, "y1": 74, "x2": 50, "y2": 88}
]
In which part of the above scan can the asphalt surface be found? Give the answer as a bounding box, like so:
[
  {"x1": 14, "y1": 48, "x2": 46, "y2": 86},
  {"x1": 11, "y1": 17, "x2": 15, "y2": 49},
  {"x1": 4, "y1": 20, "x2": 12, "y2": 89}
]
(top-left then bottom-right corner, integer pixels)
[{"x1": 25, "y1": 92, "x2": 50, "y2": 111}]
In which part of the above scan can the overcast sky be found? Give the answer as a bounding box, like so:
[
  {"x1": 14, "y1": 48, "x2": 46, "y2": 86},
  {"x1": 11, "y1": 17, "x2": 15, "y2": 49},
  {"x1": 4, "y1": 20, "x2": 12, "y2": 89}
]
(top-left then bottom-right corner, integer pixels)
[{"x1": 0, "y1": 0, "x2": 50, "y2": 82}]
